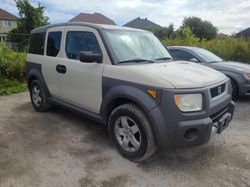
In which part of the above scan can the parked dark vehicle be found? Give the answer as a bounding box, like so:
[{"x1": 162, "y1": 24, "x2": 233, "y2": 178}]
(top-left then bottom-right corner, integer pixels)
[{"x1": 168, "y1": 46, "x2": 250, "y2": 97}]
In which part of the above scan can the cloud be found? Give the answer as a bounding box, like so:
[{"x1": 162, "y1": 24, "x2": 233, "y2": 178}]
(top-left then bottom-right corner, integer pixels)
[
  {"x1": 1, "y1": 0, "x2": 19, "y2": 15},
  {"x1": 0, "y1": 0, "x2": 249, "y2": 34},
  {"x1": 44, "y1": 10, "x2": 75, "y2": 23}
]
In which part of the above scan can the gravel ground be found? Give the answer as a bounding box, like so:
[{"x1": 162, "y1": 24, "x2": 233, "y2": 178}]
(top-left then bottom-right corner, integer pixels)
[{"x1": 0, "y1": 92, "x2": 249, "y2": 187}]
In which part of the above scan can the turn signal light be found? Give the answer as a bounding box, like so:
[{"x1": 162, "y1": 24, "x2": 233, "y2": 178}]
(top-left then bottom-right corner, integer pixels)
[{"x1": 147, "y1": 89, "x2": 157, "y2": 98}]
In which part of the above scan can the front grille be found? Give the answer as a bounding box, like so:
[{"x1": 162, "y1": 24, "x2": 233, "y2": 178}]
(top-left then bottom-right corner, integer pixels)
[
  {"x1": 210, "y1": 106, "x2": 229, "y2": 122},
  {"x1": 210, "y1": 83, "x2": 226, "y2": 98}
]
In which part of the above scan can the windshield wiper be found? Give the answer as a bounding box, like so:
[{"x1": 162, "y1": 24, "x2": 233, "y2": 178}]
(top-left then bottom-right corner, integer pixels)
[
  {"x1": 117, "y1": 59, "x2": 155, "y2": 64},
  {"x1": 209, "y1": 61, "x2": 222, "y2": 63},
  {"x1": 155, "y1": 57, "x2": 173, "y2": 61}
]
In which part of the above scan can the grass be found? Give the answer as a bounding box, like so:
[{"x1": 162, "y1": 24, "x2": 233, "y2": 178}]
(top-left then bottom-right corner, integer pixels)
[{"x1": 0, "y1": 78, "x2": 27, "y2": 95}]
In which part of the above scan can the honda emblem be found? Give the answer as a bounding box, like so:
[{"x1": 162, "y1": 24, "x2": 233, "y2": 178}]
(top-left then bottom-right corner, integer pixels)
[{"x1": 218, "y1": 86, "x2": 222, "y2": 95}]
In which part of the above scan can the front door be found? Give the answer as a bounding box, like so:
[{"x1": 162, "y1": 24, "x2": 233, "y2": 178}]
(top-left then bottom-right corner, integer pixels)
[{"x1": 58, "y1": 26, "x2": 106, "y2": 114}]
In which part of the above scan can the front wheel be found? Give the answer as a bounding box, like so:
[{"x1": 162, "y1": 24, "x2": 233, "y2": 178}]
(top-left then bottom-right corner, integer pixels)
[{"x1": 108, "y1": 103, "x2": 156, "y2": 161}]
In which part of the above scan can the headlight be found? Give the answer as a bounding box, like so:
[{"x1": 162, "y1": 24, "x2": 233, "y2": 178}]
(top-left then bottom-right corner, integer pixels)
[
  {"x1": 174, "y1": 94, "x2": 203, "y2": 112},
  {"x1": 243, "y1": 73, "x2": 250, "y2": 80}
]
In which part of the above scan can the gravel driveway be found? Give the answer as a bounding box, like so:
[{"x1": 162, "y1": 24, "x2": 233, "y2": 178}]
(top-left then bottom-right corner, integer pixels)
[{"x1": 0, "y1": 92, "x2": 249, "y2": 187}]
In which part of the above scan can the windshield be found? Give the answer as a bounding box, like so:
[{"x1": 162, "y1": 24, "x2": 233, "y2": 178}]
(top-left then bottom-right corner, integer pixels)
[
  {"x1": 192, "y1": 48, "x2": 223, "y2": 63},
  {"x1": 103, "y1": 30, "x2": 172, "y2": 64}
]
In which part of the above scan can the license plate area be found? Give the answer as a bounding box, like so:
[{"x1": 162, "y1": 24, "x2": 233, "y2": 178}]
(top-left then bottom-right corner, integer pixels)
[{"x1": 216, "y1": 113, "x2": 231, "y2": 134}]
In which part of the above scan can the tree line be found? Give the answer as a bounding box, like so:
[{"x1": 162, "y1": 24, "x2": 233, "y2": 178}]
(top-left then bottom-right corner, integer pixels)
[{"x1": 151, "y1": 17, "x2": 218, "y2": 41}]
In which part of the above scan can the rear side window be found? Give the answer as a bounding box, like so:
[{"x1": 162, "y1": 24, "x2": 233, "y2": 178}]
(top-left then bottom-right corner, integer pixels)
[
  {"x1": 170, "y1": 49, "x2": 196, "y2": 61},
  {"x1": 66, "y1": 31, "x2": 101, "y2": 60},
  {"x1": 46, "y1": 31, "x2": 62, "y2": 57},
  {"x1": 29, "y1": 32, "x2": 45, "y2": 55}
]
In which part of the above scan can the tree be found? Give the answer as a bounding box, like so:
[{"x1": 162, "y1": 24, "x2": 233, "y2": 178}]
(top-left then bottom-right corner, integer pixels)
[
  {"x1": 182, "y1": 17, "x2": 217, "y2": 40},
  {"x1": 151, "y1": 23, "x2": 175, "y2": 40},
  {"x1": 9, "y1": 0, "x2": 49, "y2": 50}
]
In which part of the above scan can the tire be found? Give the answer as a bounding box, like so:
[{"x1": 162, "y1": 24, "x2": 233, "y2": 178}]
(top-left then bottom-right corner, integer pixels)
[
  {"x1": 30, "y1": 80, "x2": 51, "y2": 112},
  {"x1": 108, "y1": 103, "x2": 156, "y2": 161},
  {"x1": 231, "y1": 79, "x2": 238, "y2": 99}
]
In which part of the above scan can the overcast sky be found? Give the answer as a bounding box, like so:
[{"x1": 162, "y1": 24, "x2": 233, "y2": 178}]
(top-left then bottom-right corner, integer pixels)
[{"x1": 1, "y1": 0, "x2": 250, "y2": 34}]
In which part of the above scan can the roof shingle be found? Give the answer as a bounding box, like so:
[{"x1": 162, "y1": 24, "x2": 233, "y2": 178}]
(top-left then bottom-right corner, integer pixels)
[
  {"x1": 69, "y1": 13, "x2": 116, "y2": 25},
  {"x1": 123, "y1": 17, "x2": 162, "y2": 30},
  {"x1": 236, "y1": 28, "x2": 250, "y2": 38},
  {"x1": 0, "y1": 8, "x2": 18, "y2": 20}
]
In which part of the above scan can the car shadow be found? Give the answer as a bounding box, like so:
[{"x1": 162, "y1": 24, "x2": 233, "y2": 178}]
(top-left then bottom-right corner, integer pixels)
[
  {"x1": 49, "y1": 106, "x2": 112, "y2": 146},
  {"x1": 17, "y1": 102, "x2": 249, "y2": 174},
  {"x1": 48, "y1": 107, "x2": 230, "y2": 168},
  {"x1": 12, "y1": 102, "x2": 112, "y2": 155}
]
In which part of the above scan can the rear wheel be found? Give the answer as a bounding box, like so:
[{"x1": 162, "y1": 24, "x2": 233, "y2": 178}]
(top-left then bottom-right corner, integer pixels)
[
  {"x1": 30, "y1": 80, "x2": 51, "y2": 112},
  {"x1": 108, "y1": 103, "x2": 156, "y2": 161}
]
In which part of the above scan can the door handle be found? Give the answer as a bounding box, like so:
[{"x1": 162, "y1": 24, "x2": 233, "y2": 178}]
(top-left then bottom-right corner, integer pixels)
[{"x1": 56, "y1": 64, "x2": 67, "y2": 74}]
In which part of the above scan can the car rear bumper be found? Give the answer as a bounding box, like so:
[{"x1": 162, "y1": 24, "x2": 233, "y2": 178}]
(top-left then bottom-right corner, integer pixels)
[{"x1": 239, "y1": 84, "x2": 250, "y2": 96}]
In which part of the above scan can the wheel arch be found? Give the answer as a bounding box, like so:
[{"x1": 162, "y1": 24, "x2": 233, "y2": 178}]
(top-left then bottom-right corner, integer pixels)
[
  {"x1": 26, "y1": 68, "x2": 50, "y2": 96},
  {"x1": 101, "y1": 85, "x2": 161, "y2": 121},
  {"x1": 103, "y1": 96, "x2": 138, "y2": 123},
  {"x1": 100, "y1": 85, "x2": 162, "y2": 146},
  {"x1": 224, "y1": 73, "x2": 239, "y2": 96}
]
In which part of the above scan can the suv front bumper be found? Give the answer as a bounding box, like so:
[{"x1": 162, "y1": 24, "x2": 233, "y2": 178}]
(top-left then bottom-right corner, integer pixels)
[
  {"x1": 174, "y1": 101, "x2": 234, "y2": 147},
  {"x1": 147, "y1": 80, "x2": 235, "y2": 148}
]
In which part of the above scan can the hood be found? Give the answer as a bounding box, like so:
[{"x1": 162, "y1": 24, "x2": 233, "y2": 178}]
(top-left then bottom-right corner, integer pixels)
[
  {"x1": 210, "y1": 61, "x2": 250, "y2": 73},
  {"x1": 104, "y1": 61, "x2": 227, "y2": 89}
]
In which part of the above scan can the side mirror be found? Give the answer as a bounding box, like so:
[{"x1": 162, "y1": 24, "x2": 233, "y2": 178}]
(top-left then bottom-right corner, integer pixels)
[
  {"x1": 79, "y1": 51, "x2": 102, "y2": 63},
  {"x1": 190, "y1": 58, "x2": 200, "y2": 63}
]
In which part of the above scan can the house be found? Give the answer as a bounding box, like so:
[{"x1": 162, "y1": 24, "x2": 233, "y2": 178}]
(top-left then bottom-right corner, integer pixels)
[
  {"x1": 123, "y1": 17, "x2": 162, "y2": 30},
  {"x1": 0, "y1": 8, "x2": 18, "y2": 42},
  {"x1": 236, "y1": 28, "x2": 250, "y2": 38},
  {"x1": 216, "y1": 33, "x2": 228, "y2": 39},
  {"x1": 69, "y1": 12, "x2": 116, "y2": 25}
]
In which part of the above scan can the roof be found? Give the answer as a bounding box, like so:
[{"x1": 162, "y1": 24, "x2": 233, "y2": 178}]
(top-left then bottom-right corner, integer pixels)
[
  {"x1": 0, "y1": 8, "x2": 18, "y2": 20},
  {"x1": 216, "y1": 33, "x2": 228, "y2": 39},
  {"x1": 31, "y1": 22, "x2": 146, "y2": 33},
  {"x1": 123, "y1": 17, "x2": 162, "y2": 30},
  {"x1": 69, "y1": 13, "x2": 116, "y2": 25},
  {"x1": 236, "y1": 27, "x2": 250, "y2": 38}
]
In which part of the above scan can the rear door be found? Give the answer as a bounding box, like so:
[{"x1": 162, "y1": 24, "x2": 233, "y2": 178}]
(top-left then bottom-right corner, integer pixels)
[{"x1": 42, "y1": 26, "x2": 64, "y2": 97}]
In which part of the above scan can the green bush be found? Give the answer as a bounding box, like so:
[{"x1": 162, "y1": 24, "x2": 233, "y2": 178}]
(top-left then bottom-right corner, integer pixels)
[
  {"x1": 0, "y1": 81, "x2": 27, "y2": 95},
  {"x1": 163, "y1": 34, "x2": 250, "y2": 64},
  {"x1": 199, "y1": 38, "x2": 250, "y2": 63},
  {"x1": 0, "y1": 43, "x2": 26, "y2": 81}
]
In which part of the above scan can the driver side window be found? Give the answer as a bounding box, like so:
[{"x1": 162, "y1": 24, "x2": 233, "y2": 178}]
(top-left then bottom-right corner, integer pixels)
[
  {"x1": 170, "y1": 49, "x2": 200, "y2": 63},
  {"x1": 65, "y1": 31, "x2": 101, "y2": 60}
]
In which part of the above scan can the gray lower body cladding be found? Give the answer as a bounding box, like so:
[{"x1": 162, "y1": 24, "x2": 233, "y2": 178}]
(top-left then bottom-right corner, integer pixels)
[
  {"x1": 25, "y1": 61, "x2": 50, "y2": 95},
  {"x1": 101, "y1": 77, "x2": 162, "y2": 119}
]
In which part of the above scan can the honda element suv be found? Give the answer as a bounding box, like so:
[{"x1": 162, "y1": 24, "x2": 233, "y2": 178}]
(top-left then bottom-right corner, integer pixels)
[{"x1": 26, "y1": 22, "x2": 235, "y2": 161}]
